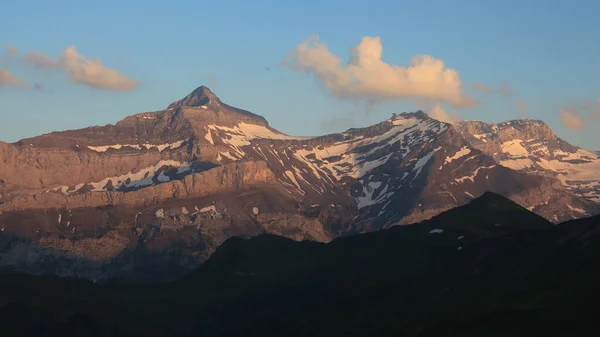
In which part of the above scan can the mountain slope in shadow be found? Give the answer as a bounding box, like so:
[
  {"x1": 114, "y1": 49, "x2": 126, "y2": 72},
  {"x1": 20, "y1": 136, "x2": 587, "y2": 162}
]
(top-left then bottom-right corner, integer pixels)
[{"x1": 1, "y1": 192, "x2": 600, "y2": 336}]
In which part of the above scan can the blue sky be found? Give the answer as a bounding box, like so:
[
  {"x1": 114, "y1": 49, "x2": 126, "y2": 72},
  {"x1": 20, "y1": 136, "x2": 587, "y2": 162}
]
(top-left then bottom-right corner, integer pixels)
[{"x1": 1, "y1": 0, "x2": 599, "y2": 149}]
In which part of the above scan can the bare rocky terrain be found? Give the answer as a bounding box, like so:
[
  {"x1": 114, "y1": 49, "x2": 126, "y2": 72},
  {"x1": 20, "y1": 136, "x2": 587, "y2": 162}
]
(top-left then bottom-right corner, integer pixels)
[{"x1": 1, "y1": 85, "x2": 598, "y2": 281}]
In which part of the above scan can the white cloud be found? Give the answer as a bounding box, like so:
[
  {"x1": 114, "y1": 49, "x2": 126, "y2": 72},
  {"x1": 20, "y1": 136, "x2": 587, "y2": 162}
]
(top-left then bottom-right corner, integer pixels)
[
  {"x1": 0, "y1": 69, "x2": 28, "y2": 88},
  {"x1": 59, "y1": 46, "x2": 140, "y2": 91},
  {"x1": 283, "y1": 35, "x2": 477, "y2": 108},
  {"x1": 426, "y1": 102, "x2": 461, "y2": 124},
  {"x1": 560, "y1": 109, "x2": 585, "y2": 130},
  {"x1": 414, "y1": 99, "x2": 461, "y2": 124},
  {"x1": 21, "y1": 46, "x2": 140, "y2": 91}
]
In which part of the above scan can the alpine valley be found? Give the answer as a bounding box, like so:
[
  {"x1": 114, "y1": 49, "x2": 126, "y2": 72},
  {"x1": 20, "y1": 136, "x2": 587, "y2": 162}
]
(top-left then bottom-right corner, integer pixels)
[{"x1": 1, "y1": 86, "x2": 600, "y2": 282}]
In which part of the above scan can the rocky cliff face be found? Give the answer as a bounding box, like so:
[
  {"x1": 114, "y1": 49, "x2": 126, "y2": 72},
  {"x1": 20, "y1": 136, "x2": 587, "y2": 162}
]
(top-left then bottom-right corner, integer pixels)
[
  {"x1": 0, "y1": 86, "x2": 598, "y2": 281},
  {"x1": 456, "y1": 120, "x2": 600, "y2": 207}
]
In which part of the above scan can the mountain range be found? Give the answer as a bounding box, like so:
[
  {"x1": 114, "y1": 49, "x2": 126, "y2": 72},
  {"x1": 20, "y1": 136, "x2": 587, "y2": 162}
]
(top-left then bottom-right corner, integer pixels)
[{"x1": 1, "y1": 85, "x2": 600, "y2": 281}]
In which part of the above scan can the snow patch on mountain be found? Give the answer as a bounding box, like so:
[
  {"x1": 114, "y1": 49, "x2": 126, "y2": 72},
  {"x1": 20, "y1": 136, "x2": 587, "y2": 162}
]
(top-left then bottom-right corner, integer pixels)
[
  {"x1": 500, "y1": 158, "x2": 535, "y2": 170},
  {"x1": 412, "y1": 147, "x2": 442, "y2": 181},
  {"x1": 457, "y1": 120, "x2": 600, "y2": 204},
  {"x1": 293, "y1": 116, "x2": 448, "y2": 183},
  {"x1": 567, "y1": 204, "x2": 589, "y2": 216},
  {"x1": 356, "y1": 181, "x2": 384, "y2": 209},
  {"x1": 454, "y1": 165, "x2": 496, "y2": 184},
  {"x1": 536, "y1": 150, "x2": 600, "y2": 180},
  {"x1": 49, "y1": 160, "x2": 192, "y2": 195},
  {"x1": 501, "y1": 139, "x2": 529, "y2": 158},
  {"x1": 533, "y1": 149, "x2": 600, "y2": 202},
  {"x1": 283, "y1": 170, "x2": 304, "y2": 194},
  {"x1": 472, "y1": 133, "x2": 492, "y2": 142},
  {"x1": 199, "y1": 205, "x2": 216, "y2": 213},
  {"x1": 207, "y1": 122, "x2": 302, "y2": 157},
  {"x1": 87, "y1": 140, "x2": 186, "y2": 153},
  {"x1": 204, "y1": 129, "x2": 214, "y2": 145},
  {"x1": 443, "y1": 147, "x2": 471, "y2": 167}
]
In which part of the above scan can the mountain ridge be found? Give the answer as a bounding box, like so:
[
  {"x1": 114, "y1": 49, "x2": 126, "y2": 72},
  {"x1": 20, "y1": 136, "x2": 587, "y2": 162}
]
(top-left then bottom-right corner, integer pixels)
[{"x1": 0, "y1": 85, "x2": 599, "y2": 281}]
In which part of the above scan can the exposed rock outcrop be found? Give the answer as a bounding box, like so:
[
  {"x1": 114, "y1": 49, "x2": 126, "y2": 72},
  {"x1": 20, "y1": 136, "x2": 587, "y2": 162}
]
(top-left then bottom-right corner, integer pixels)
[{"x1": 1, "y1": 86, "x2": 598, "y2": 282}]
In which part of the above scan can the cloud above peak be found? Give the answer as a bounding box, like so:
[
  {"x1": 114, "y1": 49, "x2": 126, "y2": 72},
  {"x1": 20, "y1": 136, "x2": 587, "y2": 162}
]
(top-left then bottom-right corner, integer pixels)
[
  {"x1": 426, "y1": 103, "x2": 461, "y2": 124},
  {"x1": 560, "y1": 108, "x2": 585, "y2": 130},
  {"x1": 415, "y1": 99, "x2": 461, "y2": 124},
  {"x1": 20, "y1": 46, "x2": 140, "y2": 91},
  {"x1": 283, "y1": 35, "x2": 477, "y2": 108},
  {"x1": 473, "y1": 82, "x2": 513, "y2": 96},
  {"x1": 559, "y1": 99, "x2": 600, "y2": 130}
]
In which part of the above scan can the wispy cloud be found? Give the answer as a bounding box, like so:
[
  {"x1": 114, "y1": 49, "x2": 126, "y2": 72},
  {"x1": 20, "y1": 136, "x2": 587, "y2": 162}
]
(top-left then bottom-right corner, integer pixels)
[
  {"x1": 0, "y1": 69, "x2": 28, "y2": 88},
  {"x1": 415, "y1": 99, "x2": 461, "y2": 124},
  {"x1": 283, "y1": 35, "x2": 477, "y2": 109},
  {"x1": 59, "y1": 46, "x2": 139, "y2": 91},
  {"x1": 474, "y1": 82, "x2": 529, "y2": 118},
  {"x1": 559, "y1": 98, "x2": 600, "y2": 130},
  {"x1": 23, "y1": 52, "x2": 58, "y2": 69},
  {"x1": 20, "y1": 46, "x2": 140, "y2": 91},
  {"x1": 427, "y1": 103, "x2": 462, "y2": 124},
  {"x1": 4, "y1": 45, "x2": 18, "y2": 56},
  {"x1": 473, "y1": 82, "x2": 513, "y2": 97},
  {"x1": 517, "y1": 99, "x2": 527, "y2": 115},
  {"x1": 560, "y1": 108, "x2": 585, "y2": 130}
]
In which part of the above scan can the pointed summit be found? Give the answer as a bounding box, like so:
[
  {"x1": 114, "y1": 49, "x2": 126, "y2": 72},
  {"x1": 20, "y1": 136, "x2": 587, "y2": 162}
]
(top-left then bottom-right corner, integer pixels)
[
  {"x1": 166, "y1": 85, "x2": 271, "y2": 127},
  {"x1": 389, "y1": 110, "x2": 430, "y2": 122},
  {"x1": 167, "y1": 85, "x2": 221, "y2": 109}
]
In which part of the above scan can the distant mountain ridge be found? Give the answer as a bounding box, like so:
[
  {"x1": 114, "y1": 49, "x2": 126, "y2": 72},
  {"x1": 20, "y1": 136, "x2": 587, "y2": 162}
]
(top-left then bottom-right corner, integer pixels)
[
  {"x1": 0, "y1": 85, "x2": 598, "y2": 281},
  {"x1": 456, "y1": 119, "x2": 600, "y2": 209}
]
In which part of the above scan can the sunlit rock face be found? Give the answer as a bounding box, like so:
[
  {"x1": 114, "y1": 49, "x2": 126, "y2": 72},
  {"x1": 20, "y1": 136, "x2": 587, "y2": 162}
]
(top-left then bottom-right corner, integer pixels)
[{"x1": 0, "y1": 86, "x2": 597, "y2": 282}]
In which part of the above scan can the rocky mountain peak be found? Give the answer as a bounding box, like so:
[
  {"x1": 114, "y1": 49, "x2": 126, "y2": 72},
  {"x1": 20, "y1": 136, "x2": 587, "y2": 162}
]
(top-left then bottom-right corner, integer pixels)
[
  {"x1": 390, "y1": 110, "x2": 430, "y2": 121},
  {"x1": 167, "y1": 85, "x2": 220, "y2": 109},
  {"x1": 165, "y1": 85, "x2": 271, "y2": 128},
  {"x1": 456, "y1": 118, "x2": 579, "y2": 155},
  {"x1": 457, "y1": 118, "x2": 556, "y2": 139}
]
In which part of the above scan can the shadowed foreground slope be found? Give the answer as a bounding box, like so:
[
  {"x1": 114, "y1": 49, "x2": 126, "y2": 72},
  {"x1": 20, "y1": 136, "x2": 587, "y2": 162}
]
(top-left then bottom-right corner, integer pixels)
[{"x1": 1, "y1": 192, "x2": 600, "y2": 336}]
